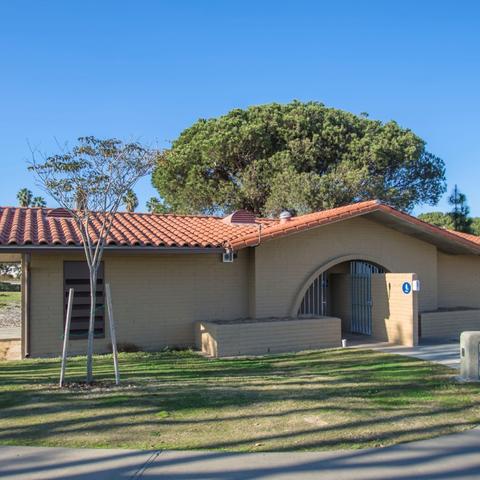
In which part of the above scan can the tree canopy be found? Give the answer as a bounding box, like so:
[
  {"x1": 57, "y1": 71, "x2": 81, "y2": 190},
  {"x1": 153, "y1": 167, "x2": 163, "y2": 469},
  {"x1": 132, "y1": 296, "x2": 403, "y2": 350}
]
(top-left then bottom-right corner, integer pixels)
[{"x1": 152, "y1": 101, "x2": 446, "y2": 216}]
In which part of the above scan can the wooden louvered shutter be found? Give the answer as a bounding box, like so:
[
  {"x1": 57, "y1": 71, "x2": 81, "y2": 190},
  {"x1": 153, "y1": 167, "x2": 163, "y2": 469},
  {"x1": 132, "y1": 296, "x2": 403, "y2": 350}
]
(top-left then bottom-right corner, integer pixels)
[{"x1": 63, "y1": 261, "x2": 105, "y2": 338}]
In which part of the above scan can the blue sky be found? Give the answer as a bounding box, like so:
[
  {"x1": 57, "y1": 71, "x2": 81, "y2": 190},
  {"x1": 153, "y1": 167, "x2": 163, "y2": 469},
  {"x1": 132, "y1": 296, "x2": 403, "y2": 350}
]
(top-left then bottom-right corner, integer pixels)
[{"x1": 1, "y1": 1, "x2": 479, "y2": 215}]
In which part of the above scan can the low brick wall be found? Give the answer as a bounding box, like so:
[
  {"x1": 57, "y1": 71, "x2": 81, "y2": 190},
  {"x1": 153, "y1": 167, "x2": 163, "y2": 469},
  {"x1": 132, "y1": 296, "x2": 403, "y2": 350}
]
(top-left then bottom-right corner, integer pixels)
[
  {"x1": 195, "y1": 316, "x2": 341, "y2": 358},
  {"x1": 420, "y1": 309, "x2": 480, "y2": 340}
]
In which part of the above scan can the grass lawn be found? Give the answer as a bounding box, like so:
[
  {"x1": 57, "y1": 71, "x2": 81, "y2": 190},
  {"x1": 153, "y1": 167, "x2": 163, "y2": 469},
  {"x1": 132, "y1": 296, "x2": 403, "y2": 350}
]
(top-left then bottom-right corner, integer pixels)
[
  {"x1": 0, "y1": 292, "x2": 21, "y2": 309},
  {"x1": 0, "y1": 348, "x2": 479, "y2": 452}
]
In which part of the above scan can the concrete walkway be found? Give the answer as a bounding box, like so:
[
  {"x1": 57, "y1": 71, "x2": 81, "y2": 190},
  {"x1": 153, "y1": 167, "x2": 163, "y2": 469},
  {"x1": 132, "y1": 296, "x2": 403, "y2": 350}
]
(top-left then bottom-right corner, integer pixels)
[
  {"x1": 1, "y1": 427, "x2": 480, "y2": 479},
  {"x1": 346, "y1": 335, "x2": 461, "y2": 369},
  {"x1": 373, "y1": 341, "x2": 460, "y2": 370}
]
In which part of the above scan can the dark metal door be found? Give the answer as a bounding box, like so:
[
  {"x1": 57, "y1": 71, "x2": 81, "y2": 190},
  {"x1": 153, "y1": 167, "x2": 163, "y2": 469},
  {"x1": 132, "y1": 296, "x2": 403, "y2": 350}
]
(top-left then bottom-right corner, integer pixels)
[{"x1": 350, "y1": 261, "x2": 384, "y2": 335}]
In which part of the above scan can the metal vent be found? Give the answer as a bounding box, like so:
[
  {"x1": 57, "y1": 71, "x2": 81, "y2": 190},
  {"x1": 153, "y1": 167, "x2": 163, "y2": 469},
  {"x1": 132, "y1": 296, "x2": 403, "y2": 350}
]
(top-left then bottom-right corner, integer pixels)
[
  {"x1": 222, "y1": 210, "x2": 256, "y2": 225},
  {"x1": 47, "y1": 208, "x2": 73, "y2": 219}
]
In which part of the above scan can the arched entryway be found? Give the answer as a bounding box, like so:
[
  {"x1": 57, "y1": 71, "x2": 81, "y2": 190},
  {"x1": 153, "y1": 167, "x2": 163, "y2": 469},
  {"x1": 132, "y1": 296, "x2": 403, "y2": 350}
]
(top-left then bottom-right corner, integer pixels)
[{"x1": 295, "y1": 258, "x2": 388, "y2": 336}]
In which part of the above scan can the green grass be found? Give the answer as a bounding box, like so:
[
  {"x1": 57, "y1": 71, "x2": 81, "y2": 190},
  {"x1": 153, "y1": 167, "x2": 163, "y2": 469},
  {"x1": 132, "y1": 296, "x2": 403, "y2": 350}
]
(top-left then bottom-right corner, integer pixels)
[
  {"x1": 0, "y1": 349, "x2": 479, "y2": 451},
  {"x1": 0, "y1": 291, "x2": 21, "y2": 308}
]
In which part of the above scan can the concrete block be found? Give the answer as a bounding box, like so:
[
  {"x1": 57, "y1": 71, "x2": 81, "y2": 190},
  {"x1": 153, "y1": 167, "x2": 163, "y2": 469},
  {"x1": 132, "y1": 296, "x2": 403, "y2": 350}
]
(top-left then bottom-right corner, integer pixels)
[{"x1": 460, "y1": 331, "x2": 480, "y2": 381}]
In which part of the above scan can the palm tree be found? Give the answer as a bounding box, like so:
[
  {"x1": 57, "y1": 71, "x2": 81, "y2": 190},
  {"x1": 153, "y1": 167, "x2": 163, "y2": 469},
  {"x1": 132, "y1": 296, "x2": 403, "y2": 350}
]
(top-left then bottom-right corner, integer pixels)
[
  {"x1": 17, "y1": 188, "x2": 33, "y2": 207},
  {"x1": 123, "y1": 189, "x2": 138, "y2": 213},
  {"x1": 31, "y1": 196, "x2": 47, "y2": 207}
]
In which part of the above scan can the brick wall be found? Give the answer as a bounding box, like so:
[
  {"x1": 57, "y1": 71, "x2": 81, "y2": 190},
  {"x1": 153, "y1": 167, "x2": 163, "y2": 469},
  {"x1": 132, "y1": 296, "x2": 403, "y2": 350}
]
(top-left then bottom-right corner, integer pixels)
[
  {"x1": 420, "y1": 309, "x2": 480, "y2": 340},
  {"x1": 196, "y1": 317, "x2": 341, "y2": 357},
  {"x1": 371, "y1": 273, "x2": 419, "y2": 346}
]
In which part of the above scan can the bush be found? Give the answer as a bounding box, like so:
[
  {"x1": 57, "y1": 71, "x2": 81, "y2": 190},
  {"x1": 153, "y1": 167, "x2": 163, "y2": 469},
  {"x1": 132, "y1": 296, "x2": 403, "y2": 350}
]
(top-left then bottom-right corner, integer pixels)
[
  {"x1": 0, "y1": 282, "x2": 21, "y2": 292},
  {"x1": 110, "y1": 342, "x2": 141, "y2": 353}
]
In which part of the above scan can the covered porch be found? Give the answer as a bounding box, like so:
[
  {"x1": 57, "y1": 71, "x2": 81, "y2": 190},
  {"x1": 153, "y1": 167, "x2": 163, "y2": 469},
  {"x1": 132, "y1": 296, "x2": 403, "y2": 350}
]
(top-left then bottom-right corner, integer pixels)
[
  {"x1": 0, "y1": 253, "x2": 26, "y2": 360},
  {"x1": 294, "y1": 259, "x2": 420, "y2": 347}
]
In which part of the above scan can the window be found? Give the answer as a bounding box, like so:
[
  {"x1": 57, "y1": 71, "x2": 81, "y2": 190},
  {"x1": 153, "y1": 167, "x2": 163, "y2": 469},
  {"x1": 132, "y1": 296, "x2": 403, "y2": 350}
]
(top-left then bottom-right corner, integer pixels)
[
  {"x1": 64, "y1": 261, "x2": 104, "y2": 338},
  {"x1": 298, "y1": 272, "x2": 328, "y2": 316}
]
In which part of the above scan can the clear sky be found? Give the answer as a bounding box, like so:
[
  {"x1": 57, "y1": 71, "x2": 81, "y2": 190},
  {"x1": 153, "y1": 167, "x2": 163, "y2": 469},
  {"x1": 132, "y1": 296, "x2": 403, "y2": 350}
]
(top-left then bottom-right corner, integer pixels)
[{"x1": 1, "y1": 0, "x2": 479, "y2": 215}]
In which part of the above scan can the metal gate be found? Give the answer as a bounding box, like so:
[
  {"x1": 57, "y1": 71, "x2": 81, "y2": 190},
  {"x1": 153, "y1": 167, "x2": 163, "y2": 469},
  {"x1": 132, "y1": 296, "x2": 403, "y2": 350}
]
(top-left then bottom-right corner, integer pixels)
[
  {"x1": 298, "y1": 272, "x2": 328, "y2": 316},
  {"x1": 350, "y1": 261, "x2": 385, "y2": 335}
]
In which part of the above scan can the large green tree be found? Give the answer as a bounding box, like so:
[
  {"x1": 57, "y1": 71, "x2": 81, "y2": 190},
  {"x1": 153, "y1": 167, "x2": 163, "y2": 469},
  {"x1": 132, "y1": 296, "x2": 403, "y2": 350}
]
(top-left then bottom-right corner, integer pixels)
[{"x1": 152, "y1": 101, "x2": 446, "y2": 216}]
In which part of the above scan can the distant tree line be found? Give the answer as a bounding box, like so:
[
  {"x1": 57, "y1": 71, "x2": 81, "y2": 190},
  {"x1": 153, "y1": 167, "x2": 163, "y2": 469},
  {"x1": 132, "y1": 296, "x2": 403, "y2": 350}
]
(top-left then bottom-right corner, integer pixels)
[{"x1": 418, "y1": 185, "x2": 479, "y2": 235}]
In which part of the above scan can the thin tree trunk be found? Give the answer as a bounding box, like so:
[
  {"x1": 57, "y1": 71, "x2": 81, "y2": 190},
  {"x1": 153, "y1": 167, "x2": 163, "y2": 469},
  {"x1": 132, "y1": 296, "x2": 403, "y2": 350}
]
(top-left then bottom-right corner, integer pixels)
[{"x1": 86, "y1": 269, "x2": 97, "y2": 383}]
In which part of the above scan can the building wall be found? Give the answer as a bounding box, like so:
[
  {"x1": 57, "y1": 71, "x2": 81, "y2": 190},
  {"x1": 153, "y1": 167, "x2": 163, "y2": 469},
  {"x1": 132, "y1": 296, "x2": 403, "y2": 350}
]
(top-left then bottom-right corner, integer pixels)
[
  {"x1": 437, "y1": 252, "x2": 480, "y2": 309},
  {"x1": 29, "y1": 250, "x2": 249, "y2": 357},
  {"x1": 252, "y1": 216, "x2": 438, "y2": 318},
  {"x1": 371, "y1": 273, "x2": 419, "y2": 346},
  {"x1": 25, "y1": 217, "x2": 480, "y2": 357}
]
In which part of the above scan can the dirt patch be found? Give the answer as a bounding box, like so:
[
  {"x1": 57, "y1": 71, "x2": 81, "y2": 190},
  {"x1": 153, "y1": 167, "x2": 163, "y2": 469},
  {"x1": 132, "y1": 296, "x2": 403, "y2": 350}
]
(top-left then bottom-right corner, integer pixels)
[{"x1": 0, "y1": 339, "x2": 21, "y2": 360}]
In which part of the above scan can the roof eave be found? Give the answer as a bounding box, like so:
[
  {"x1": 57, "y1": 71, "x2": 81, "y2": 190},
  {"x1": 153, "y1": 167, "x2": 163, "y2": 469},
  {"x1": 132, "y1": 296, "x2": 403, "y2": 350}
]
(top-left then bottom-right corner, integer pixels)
[{"x1": 0, "y1": 245, "x2": 225, "y2": 254}]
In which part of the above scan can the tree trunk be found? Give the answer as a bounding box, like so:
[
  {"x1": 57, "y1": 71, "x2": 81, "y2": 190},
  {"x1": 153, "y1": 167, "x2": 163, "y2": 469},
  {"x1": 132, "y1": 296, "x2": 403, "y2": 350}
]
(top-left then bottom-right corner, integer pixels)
[{"x1": 86, "y1": 268, "x2": 97, "y2": 383}]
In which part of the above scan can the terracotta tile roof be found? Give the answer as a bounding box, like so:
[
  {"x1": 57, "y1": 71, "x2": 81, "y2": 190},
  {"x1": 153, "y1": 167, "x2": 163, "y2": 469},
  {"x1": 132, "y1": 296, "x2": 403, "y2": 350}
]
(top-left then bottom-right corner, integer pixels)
[
  {"x1": 229, "y1": 200, "x2": 382, "y2": 249},
  {"x1": 0, "y1": 207, "x2": 269, "y2": 249},
  {"x1": 229, "y1": 200, "x2": 480, "y2": 254},
  {"x1": 447, "y1": 230, "x2": 480, "y2": 245},
  {"x1": 1, "y1": 201, "x2": 480, "y2": 254}
]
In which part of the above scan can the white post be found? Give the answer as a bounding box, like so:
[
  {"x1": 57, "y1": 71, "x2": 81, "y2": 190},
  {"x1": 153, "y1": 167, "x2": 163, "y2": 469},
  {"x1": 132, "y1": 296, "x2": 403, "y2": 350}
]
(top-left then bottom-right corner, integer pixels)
[
  {"x1": 105, "y1": 283, "x2": 120, "y2": 385},
  {"x1": 59, "y1": 288, "x2": 74, "y2": 387}
]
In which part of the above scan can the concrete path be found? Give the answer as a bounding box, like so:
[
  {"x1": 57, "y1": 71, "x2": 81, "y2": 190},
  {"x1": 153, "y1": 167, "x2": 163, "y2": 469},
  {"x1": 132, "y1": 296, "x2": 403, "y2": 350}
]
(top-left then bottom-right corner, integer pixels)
[
  {"x1": 373, "y1": 341, "x2": 460, "y2": 370},
  {"x1": 346, "y1": 335, "x2": 461, "y2": 370},
  {"x1": 1, "y1": 427, "x2": 480, "y2": 479}
]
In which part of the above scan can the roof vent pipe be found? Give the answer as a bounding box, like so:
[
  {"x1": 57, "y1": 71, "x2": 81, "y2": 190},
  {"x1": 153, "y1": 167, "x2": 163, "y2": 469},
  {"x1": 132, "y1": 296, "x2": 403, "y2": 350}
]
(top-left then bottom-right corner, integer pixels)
[{"x1": 279, "y1": 211, "x2": 292, "y2": 224}]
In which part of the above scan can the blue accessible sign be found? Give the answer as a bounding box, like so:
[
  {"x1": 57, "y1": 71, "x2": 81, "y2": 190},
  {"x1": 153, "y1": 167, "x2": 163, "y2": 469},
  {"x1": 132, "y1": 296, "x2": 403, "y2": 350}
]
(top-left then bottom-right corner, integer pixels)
[{"x1": 402, "y1": 282, "x2": 412, "y2": 294}]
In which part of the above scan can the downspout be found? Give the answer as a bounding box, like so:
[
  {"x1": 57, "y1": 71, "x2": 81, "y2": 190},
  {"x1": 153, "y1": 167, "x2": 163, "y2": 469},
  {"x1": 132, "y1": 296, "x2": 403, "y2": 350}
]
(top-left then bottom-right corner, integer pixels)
[
  {"x1": 224, "y1": 222, "x2": 263, "y2": 253},
  {"x1": 251, "y1": 223, "x2": 263, "y2": 248}
]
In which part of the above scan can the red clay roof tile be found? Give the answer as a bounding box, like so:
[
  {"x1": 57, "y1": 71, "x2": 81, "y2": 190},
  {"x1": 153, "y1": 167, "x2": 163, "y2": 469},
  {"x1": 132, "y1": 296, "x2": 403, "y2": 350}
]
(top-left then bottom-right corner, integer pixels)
[{"x1": 1, "y1": 201, "x2": 479, "y2": 254}]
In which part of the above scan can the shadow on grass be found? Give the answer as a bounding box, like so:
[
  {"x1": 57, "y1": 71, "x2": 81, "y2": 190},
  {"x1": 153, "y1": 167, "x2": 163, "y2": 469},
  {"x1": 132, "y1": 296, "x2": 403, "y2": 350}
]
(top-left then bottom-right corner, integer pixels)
[{"x1": 0, "y1": 348, "x2": 479, "y2": 453}]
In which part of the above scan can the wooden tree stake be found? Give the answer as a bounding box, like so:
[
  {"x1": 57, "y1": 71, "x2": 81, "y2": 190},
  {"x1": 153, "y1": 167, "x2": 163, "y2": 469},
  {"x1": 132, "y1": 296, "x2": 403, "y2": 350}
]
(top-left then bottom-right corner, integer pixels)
[
  {"x1": 59, "y1": 288, "x2": 74, "y2": 387},
  {"x1": 105, "y1": 284, "x2": 120, "y2": 385}
]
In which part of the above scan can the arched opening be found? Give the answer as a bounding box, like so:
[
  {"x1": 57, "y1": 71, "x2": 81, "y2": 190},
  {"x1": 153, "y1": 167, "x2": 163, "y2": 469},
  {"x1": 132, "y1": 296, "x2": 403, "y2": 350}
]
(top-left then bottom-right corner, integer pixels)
[{"x1": 297, "y1": 259, "x2": 388, "y2": 336}]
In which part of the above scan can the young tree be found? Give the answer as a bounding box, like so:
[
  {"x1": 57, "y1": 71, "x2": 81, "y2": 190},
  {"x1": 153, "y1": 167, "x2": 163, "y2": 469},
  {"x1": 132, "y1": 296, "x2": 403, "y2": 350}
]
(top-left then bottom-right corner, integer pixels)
[
  {"x1": 123, "y1": 189, "x2": 138, "y2": 212},
  {"x1": 17, "y1": 188, "x2": 33, "y2": 207},
  {"x1": 31, "y1": 196, "x2": 47, "y2": 207},
  {"x1": 152, "y1": 101, "x2": 446, "y2": 215},
  {"x1": 448, "y1": 185, "x2": 473, "y2": 233},
  {"x1": 30, "y1": 136, "x2": 156, "y2": 383}
]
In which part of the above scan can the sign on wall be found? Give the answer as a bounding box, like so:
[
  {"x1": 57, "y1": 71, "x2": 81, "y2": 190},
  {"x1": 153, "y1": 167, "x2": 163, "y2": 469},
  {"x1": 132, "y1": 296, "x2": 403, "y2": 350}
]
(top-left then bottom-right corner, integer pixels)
[{"x1": 402, "y1": 282, "x2": 412, "y2": 294}]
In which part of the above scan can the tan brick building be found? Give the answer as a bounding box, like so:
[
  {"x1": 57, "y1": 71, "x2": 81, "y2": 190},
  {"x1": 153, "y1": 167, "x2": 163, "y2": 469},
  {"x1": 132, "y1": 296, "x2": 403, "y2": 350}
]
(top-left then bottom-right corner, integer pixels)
[{"x1": 1, "y1": 200, "x2": 479, "y2": 358}]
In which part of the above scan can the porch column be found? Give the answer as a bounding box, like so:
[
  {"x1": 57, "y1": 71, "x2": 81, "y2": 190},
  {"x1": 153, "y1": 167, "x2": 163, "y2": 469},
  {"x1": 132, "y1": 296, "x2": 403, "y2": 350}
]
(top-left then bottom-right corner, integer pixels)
[{"x1": 21, "y1": 253, "x2": 31, "y2": 358}]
